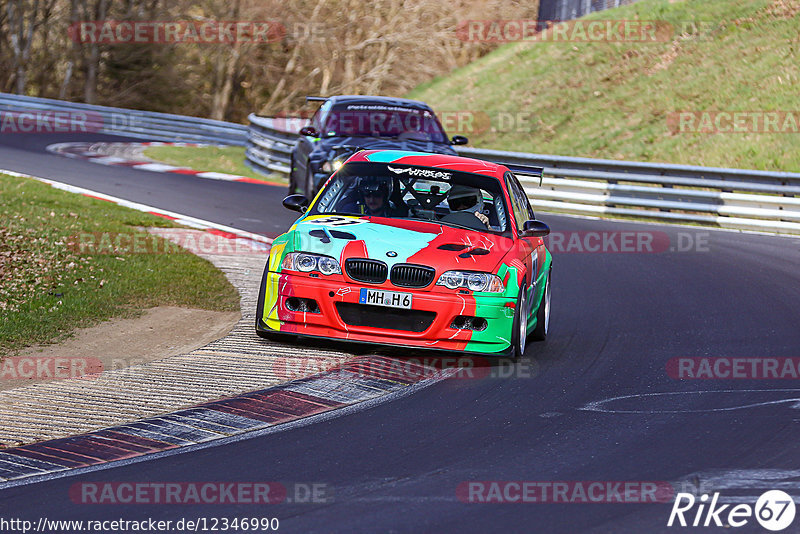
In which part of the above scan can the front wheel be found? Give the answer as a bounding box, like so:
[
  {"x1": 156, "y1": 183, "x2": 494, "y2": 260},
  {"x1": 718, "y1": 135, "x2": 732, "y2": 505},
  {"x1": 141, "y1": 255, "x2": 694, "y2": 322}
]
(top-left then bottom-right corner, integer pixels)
[
  {"x1": 531, "y1": 270, "x2": 551, "y2": 342},
  {"x1": 510, "y1": 279, "x2": 529, "y2": 359}
]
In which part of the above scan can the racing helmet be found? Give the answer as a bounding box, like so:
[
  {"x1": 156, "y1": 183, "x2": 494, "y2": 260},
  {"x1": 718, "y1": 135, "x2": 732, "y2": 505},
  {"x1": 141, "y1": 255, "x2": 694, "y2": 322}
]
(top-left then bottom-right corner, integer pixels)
[
  {"x1": 358, "y1": 175, "x2": 392, "y2": 199},
  {"x1": 447, "y1": 184, "x2": 482, "y2": 212}
]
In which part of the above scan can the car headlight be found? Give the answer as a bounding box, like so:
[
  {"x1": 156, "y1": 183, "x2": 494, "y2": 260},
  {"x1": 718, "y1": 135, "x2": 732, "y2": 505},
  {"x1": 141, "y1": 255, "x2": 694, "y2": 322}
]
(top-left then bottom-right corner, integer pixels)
[
  {"x1": 282, "y1": 252, "x2": 341, "y2": 275},
  {"x1": 436, "y1": 271, "x2": 504, "y2": 292},
  {"x1": 322, "y1": 159, "x2": 345, "y2": 174}
]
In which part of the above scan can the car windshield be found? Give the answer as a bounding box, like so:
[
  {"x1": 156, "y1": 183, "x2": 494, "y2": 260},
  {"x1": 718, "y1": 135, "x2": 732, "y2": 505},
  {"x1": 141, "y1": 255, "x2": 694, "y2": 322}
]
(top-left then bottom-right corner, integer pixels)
[
  {"x1": 309, "y1": 161, "x2": 510, "y2": 234},
  {"x1": 321, "y1": 104, "x2": 448, "y2": 143}
]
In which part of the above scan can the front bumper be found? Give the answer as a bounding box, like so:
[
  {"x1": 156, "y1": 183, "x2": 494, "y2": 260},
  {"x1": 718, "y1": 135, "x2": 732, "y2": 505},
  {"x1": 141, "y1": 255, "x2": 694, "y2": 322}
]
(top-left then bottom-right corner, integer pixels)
[{"x1": 257, "y1": 271, "x2": 517, "y2": 354}]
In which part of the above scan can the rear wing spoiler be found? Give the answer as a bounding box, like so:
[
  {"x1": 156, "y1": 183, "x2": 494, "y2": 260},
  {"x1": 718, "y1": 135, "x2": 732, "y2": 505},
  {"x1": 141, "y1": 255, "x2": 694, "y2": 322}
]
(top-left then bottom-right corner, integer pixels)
[
  {"x1": 504, "y1": 163, "x2": 545, "y2": 186},
  {"x1": 305, "y1": 96, "x2": 328, "y2": 103}
]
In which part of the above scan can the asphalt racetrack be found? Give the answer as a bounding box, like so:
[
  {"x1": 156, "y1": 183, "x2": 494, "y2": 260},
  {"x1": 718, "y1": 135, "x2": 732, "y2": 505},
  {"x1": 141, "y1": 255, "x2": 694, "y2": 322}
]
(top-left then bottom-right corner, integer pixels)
[{"x1": 2, "y1": 133, "x2": 800, "y2": 533}]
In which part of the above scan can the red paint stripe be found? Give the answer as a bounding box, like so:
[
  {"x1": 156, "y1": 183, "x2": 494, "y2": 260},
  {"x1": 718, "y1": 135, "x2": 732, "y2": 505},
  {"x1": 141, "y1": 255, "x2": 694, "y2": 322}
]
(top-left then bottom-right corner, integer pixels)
[
  {"x1": 76, "y1": 437, "x2": 148, "y2": 458},
  {"x1": 258, "y1": 389, "x2": 343, "y2": 408},
  {"x1": 40, "y1": 440, "x2": 123, "y2": 462},
  {"x1": 82, "y1": 194, "x2": 113, "y2": 202},
  {"x1": 147, "y1": 211, "x2": 177, "y2": 220},
  {"x1": 1, "y1": 448, "x2": 86, "y2": 468},
  {"x1": 206, "y1": 228, "x2": 238, "y2": 239},
  {"x1": 209, "y1": 403, "x2": 289, "y2": 424},
  {"x1": 169, "y1": 169, "x2": 202, "y2": 175},
  {"x1": 32, "y1": 444, "x2": 100, "y2": 464},
  {"x1": 235, "y1": 177, "x2": 285, "y2": 187},
  {"x1": 94, "y1": 429, "x2": 175, "y2": 450},
  {"x1": 114, "y1": 161, "x2": 151, "y2": 167},
  {"x1": 85, "y1": 435, "x2": 161, "y2": 454},
  {"x1": 220, "y1": 396, "x2": 302, "y2": 418},
  {"x1": 248, "y1": 390, "x2": 335, "y2": 416}
]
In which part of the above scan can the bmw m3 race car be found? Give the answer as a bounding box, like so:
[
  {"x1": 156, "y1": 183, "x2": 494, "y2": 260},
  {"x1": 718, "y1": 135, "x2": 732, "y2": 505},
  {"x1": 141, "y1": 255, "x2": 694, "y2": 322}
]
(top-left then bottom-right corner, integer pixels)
[
  {"x1": 256, "y1": 150, "x2": 552, "y2": 358},
  {"x1": 288, "y1": 95, "x2": 468, "y2": 197}
]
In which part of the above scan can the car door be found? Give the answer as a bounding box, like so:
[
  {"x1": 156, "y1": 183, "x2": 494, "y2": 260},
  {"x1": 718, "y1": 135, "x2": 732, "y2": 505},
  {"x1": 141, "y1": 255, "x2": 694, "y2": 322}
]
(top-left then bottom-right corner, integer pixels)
[
  {"x1": 505, "y1": 172, "x2": 543, "y2": 318},
  {"x1": 294, "y1": 100, "x2": 331, "y2": 183}
]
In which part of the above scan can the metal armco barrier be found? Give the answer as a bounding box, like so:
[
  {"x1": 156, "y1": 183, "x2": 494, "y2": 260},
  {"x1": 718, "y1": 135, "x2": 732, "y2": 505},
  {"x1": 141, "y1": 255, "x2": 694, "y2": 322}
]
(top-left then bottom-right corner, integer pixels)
[
  {"x1": 538, "y1": 0, "x2": 639, "y2": 22},
  {"x1": 246, "y1": 114, "x2": 800, "y2": 235},
  {"x1": 0, "y1": 93, "x2": 248, "y2": 145}
]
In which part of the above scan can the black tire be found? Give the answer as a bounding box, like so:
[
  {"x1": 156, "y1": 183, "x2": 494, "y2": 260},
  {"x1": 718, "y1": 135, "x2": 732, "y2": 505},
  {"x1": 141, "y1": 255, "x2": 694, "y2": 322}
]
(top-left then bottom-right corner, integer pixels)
[
  {"x1": 531, "y1": 270, "x2": 551, "y2": 342},
  {"x1": 510, "y1": 278, "x2": 529, "y2": 359},
  {"x1": 255, "y1": 262, "x2": 283, "y2": 341}
]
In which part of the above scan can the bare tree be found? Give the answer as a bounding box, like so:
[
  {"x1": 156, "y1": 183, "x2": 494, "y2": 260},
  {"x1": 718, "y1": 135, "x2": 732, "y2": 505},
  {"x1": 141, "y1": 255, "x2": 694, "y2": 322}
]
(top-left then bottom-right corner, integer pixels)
[
  {"x1": 0, "y1": 0, "x2": 538, "y2": 118},
  {"x1": 4, "y1": 0, "x2": 43, "y2": 94}
]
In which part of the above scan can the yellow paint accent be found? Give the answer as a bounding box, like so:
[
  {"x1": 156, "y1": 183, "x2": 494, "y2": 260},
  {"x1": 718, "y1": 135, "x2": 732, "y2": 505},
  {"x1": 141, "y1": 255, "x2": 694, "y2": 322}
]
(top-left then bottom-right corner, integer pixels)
[
  {"x1": 265, "y1": 271, "x2": 282, "y2": 330},
  {"x1": 268, "y1": 242, "x2": 286, "y2": 272},
  {"x1": 264, "y1": 242, "x2": 287, "y2": 330}
]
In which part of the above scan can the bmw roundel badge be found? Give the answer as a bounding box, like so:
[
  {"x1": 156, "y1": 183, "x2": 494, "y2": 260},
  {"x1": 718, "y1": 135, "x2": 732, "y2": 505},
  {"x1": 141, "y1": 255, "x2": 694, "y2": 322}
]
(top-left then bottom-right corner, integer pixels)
[{"x1": 386, "y1": 251, "x2": 397, "y2": 257}]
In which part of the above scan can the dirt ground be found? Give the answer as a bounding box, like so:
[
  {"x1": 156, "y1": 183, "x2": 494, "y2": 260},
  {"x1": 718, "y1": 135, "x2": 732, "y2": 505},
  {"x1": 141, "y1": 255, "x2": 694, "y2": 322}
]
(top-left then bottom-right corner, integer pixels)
[{"x1": 0, "y1": 306, "x2": 240, "y2": 391}]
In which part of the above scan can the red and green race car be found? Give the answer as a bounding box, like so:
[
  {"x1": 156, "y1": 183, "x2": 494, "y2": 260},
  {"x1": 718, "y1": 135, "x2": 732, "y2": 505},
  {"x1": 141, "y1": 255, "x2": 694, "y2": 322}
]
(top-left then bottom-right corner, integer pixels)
[{"x1": 256, "y1": 150, "x2": 552, "y2": 358}]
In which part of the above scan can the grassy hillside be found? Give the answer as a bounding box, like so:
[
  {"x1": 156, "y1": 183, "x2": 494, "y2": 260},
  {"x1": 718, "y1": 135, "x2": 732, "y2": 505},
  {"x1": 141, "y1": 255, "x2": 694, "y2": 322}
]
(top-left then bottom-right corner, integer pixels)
[
  {"x1": 408, "y1": 0, "x2": 800, "y2": 171},
  {"x1": 0, "y1": 173, "x2": 240, "y2": 355}
]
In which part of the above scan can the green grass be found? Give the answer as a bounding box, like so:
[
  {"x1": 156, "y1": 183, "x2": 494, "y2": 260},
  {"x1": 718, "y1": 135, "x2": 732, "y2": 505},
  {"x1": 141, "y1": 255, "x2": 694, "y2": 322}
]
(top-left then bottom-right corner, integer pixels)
[
  {"x1": 0, "y1": 173, "x2": 240, "y2": 356},
  {"x1": 408, "y1": 0, "x2": 800, "y2": 172},
  {"x1": 143, "y1": 145, "x2": 287, "y2": 184}
]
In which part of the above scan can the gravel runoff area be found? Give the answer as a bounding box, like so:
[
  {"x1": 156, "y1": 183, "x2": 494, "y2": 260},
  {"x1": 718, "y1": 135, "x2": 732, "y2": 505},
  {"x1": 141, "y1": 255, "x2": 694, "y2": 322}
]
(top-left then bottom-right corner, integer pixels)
[{"x1": 0, "y1": 230, "x2": 358, "y2": 448}]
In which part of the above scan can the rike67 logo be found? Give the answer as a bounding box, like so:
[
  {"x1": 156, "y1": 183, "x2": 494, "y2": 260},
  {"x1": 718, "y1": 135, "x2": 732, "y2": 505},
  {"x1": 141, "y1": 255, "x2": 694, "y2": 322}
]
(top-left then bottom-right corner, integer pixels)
[{"x1": 668, "y1": 490, "x2": 796, "y2": 531}]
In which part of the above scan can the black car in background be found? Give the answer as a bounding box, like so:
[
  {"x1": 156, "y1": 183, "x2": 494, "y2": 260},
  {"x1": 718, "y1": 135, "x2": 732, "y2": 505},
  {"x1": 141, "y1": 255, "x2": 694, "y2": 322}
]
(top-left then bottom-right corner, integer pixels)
[{"x1": 288, "y1": 95, "x2": 468, "y2": 196}]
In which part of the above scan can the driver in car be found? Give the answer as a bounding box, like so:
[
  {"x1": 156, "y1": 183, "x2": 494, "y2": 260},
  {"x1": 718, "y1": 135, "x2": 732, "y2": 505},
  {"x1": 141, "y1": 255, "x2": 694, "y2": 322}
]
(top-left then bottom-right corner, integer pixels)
[
  {"x1": 357, "y1": 176, "x2": 406, "y2": 217},
  {"x1": 447, "y1": 185, "x2": 489, "y2": 226}
]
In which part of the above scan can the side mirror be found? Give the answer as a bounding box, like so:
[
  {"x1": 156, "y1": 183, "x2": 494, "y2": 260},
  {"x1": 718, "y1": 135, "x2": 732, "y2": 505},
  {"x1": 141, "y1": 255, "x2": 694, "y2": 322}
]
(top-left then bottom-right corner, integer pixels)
[
  {"x1": 283, "y1": 194, "x2": 309, "y2": 213},
  {"x1": 520, "y1": 219, "x2": 550, "y2": 238},
  {"x1": 451, "y1": 135, "x2": 469, "y2": 145},
  {"x1": 299, "y1": 126, "x2": 319, "y2": 137}
]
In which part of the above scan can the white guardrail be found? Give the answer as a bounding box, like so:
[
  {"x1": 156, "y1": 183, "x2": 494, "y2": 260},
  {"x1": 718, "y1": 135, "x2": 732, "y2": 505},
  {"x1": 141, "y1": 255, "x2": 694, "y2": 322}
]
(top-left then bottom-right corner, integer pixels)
[
  {"x1": 247, "y1": 114, "x2": 800, "y2": 235},
  {"x1": 3, "y1": 92, "x2": 797, "y2": 236},
  {"x1": 0, "y1": 92, "x2": 248, "y2": 145}
]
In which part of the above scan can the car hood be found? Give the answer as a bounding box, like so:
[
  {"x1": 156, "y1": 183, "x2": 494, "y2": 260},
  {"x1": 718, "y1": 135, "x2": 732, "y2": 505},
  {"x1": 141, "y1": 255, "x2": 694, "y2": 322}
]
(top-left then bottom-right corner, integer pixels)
[
  {"x1": 286, "y1": 216, "x2": 513, "y2": 275},
  {"x1": 313, "y1": 136, "x2": 457, "y2": 158}
]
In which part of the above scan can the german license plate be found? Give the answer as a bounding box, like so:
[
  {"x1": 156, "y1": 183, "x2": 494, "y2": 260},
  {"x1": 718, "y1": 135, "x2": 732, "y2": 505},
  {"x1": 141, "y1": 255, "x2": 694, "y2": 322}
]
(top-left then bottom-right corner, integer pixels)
[{"x1": 359, "y1": 288, "x2": 412, "y2": 309}]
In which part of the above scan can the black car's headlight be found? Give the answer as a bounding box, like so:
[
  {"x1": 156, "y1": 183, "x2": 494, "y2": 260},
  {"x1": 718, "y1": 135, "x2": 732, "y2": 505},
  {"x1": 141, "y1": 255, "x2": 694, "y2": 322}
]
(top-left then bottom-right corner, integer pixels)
[
  {"x1": 436, "y1": 271, "x2": 504, "y2": 292},
  {"x1": 321, "y1": 159, "x2": 345, "y2": 173},
  {"x1": 282, "y1": 252, "x2": 341, "y2": 275}
]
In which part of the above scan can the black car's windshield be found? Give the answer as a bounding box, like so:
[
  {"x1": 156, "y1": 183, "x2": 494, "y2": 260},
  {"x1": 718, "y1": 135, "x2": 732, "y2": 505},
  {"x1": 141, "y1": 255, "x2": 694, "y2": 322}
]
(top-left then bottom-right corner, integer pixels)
[
  {"x1": 320, "y1": 103, "x2": 449, "y2": 144},
  {"x1": 309, "y1": 161, "x2": 510, "y2": 233}
]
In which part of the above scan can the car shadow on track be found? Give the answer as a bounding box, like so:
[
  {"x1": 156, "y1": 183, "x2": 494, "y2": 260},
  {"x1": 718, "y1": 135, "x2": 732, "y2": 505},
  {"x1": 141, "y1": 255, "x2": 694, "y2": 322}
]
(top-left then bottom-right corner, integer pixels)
[{"x1": 256, "y1": 333, "x2": 546, "y2": 381}]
